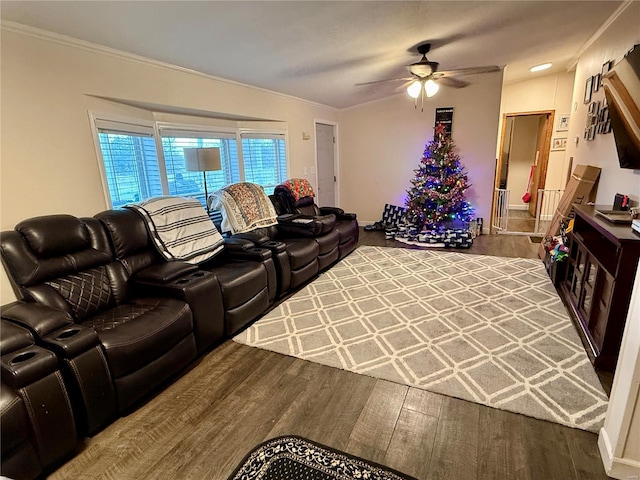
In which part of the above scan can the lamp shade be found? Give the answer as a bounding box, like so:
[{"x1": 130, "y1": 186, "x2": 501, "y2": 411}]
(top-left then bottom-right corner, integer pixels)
[
  {"x1": 184, "y1": 147, "x2": 221, "y2": 172},
  {"x1": 407, "y1": 80, "x2": 422, "y2": 99},
  {"x1": 425, "y1": 79, "x2": 439, "y2": 97}
]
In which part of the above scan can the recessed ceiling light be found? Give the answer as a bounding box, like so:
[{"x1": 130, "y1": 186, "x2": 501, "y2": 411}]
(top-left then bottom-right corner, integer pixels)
[{"x1": 530, "y1": 63, "x2": 552, "y2": 72}]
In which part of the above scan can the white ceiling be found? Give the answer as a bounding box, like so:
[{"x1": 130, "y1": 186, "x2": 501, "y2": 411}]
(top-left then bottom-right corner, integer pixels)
[{"x1": 0, "y1": 1, "x2": 623, "y2": 109}]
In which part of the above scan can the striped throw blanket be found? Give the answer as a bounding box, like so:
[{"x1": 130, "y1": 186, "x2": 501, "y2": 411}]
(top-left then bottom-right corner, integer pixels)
[
  {"x1": 209, "y1": 182, "x2": 278, "y2": 234},
  {"x1": 126, "y1": 197, "x2": 224, "y2": 264}
]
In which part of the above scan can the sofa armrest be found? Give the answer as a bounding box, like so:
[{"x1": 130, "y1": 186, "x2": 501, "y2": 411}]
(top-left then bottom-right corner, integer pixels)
[
  {"x1": 224, "y1": 239, "x2": 273, "y2": 262},
  {"x1": 1, "y1": 345, "x2": 59, "y2": 389},
  {"x1": 277, "y1": 214, "x2": 336, "y2": 237},
  {"x1": 134, "y1": 261, "x2": 199, "y2": 284},
  {"x1": 232, "y1": 231, "x2": 272, "y2": 245},
  {"x1": 42, "y1": 325, "x2": 101, "y2": 358},
  {"x1": 1, "y1": 302, "x2": 74, "y2": 338},
  {"x1": 319, "y1": 207, "x2": 356, "y2": 221}
]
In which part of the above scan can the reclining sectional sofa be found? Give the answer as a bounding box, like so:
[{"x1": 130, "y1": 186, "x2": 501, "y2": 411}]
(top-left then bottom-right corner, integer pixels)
[{"x1": 0, "y1": 180, "x2": 357, "y2": 479}]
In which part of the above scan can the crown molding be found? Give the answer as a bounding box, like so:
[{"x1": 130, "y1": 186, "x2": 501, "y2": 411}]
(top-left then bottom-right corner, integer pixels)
[
  {"x1": 565, "y1": 0, "x2": 635, "y2": 71},
  {"x1": 1, "y1": 20, "x2": 338, "y2": 112}
]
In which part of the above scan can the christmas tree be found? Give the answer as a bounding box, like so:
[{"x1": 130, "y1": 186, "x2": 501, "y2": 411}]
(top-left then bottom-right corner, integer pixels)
[{"x1": 405, "y1": 123, "x2": 474, "y2": 230}]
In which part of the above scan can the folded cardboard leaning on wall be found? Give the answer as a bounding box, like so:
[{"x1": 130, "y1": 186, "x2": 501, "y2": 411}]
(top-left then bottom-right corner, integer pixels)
[{"x1": 538, "y1": 165, "x2": 601, "y2": 258}]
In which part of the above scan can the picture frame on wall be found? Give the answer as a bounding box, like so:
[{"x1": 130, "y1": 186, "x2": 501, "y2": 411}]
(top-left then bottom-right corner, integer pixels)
[
  {"x1": 551, "y1": 137, "x2": 567, "y2": 151},
  {"x1": 593, "y1": 73, "x2": 601, "y2": 92},
  {"x1": 584, "y1": 76, "x2": 593, "y2": 104},
  {"x1": 601, "y1": 60, "x2": 613, "y2": 86},
  {"x1": 556, "y1": 114, "x2": 570, "y2": 131}
]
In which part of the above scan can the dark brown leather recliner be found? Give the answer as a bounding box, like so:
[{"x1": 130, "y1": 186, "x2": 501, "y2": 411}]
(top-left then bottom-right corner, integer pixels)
[
  {"x1": 274, "y1": 181, "x2": 359, "y2": 260},
  {"x1": 270, "y1": 194, "x2": 340, "y2": 271},
  {"x1": 96, "y1": 208, "x2": 278, "y2": 337},
  {"x1": 0, "y1": 215, "x2": 198, "y2": 416},
  {"x1": 231, "y1": 223, "x2": 320, "y2": 294},
  {"x1": 1, "y1": 319, "x2": 78, "y2": 479}
]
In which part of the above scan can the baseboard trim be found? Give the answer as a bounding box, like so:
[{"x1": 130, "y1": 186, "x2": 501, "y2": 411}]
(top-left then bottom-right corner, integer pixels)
[
  {"x1": 508, "y1": 205, "x2": 529, "y2": 211},
  {"x1": 598, "y1": 428, "x2": 640, "y2": 479}
]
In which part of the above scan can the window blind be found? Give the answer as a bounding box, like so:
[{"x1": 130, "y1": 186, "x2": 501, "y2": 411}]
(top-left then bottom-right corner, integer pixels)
[
  {"x1": 241, "y1": 133, "x2": 287, "y2": 195},
  {"x1": 97, "y1": 128, "x2": 163, "y2": 208},
  {"x1": 159, "y1": 129, "x2": 240, "y2": 207}
]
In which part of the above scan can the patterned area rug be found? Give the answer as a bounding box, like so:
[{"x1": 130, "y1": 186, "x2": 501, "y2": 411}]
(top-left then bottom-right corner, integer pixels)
[
  {"x1": 228, "y1": 436, "x2": 417, "y2": 480},
  {"x1": 234, "y1": 246, "x2": 608, "y2": 432}
]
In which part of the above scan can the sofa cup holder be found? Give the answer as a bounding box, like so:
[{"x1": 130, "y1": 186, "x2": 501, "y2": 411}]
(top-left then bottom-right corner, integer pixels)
[
  {"x1": 174, "y1": 271, "x2": 208, "y2": 285},
  {"x1": 56, "y1": 328, "x2": 82, "y2": 340},
  {"x1": 10, "y1": 351, "x2": 37, "y2": 365}
]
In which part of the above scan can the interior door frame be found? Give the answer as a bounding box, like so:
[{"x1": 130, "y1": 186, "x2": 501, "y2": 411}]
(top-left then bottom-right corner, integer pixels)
[
  {"x1": 491, "y1": 110, "x2": 555, "y2": 233},
  {"x1": 314, "y1": 119, "x2": 339, "y2": 206}
]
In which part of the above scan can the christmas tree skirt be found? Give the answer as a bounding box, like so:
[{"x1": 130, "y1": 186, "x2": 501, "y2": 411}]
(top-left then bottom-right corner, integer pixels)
[{"x1": 386, "y1": 226, "x2": 474, "y2": 248}]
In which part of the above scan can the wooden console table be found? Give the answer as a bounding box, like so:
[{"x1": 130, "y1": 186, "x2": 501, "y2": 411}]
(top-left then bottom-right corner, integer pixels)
[{"x1": 561, "y1": 204, "x2": 640, "y2": 372}]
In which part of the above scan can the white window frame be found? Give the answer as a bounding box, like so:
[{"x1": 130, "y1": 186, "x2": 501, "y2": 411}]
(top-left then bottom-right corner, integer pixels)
[
  {"x1": 238, "y1": 128, "x2": 290, "y2": 191},
  {"x1": 89, "y1": 112, "x2": 291, "y2": 208},
  {"x1": 88, "y1": 111, "x2": 161, "y2": 208}
]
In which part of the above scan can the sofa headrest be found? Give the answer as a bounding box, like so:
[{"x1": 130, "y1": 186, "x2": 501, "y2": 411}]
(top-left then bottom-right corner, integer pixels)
[
  {"x1": 294, "y1": 196, "x2": 315, "y2": 209},
  {"x1": 95, "y1": 209, "x2": 150, "y2": 259},
  {"x1": 16, "y1": 215, "x2": 89, "y2": 258},
  {"x1": 1, "y1": 216, "x2": 113, "y2": 290}
]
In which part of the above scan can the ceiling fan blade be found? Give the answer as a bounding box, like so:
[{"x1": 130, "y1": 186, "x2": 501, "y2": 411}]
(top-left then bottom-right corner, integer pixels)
[
  {"x1": 438, "y1": 77, "x2": 469, "y2": 89},
  {"x1": 435, "y1": 65, "x2": 501, "y2": 77},
  {"x1": 355, "y1": 77, "x2": 414, "y2": 86}
]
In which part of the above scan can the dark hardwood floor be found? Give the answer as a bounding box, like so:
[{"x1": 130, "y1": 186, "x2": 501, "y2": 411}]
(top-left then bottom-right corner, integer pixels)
[{"x1": 48, "y1": 230, "x2": 612, "y2": 480}]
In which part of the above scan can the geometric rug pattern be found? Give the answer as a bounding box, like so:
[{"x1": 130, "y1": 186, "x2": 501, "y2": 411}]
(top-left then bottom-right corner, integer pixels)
[{"x1": 234, "y1": 246, "x2": 608, "y2": 432}]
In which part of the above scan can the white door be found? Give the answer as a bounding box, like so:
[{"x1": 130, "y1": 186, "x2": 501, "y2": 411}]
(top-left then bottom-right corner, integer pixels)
[{"x1": 315, "y1": 123, "x2": 336, "y2": 206}]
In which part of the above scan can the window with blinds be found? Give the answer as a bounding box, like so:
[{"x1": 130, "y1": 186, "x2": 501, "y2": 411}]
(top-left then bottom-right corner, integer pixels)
[
  {"x1": 91, "y1": 114, "x2": 290, "y2": 208},
  {"x1": 241, "y1": 133, "x2": 287, "y2": 195},
  {"x1": 159, "y1": 128, "x2": 240, "y2": 207},
  {"x1": 95, "y1": 120, "x2": 163, "y2": 208}
]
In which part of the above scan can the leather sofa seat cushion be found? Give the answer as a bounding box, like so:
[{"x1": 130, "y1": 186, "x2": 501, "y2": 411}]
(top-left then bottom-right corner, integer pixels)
[
  {"x1": 82, "y1": 298, "x2": 192, "y2": 379},
  {"x1": 334, "y1": 220, "x2": 359, "y2": 244},
  {"x1": 283, "y1": 238, "x2": 320, "y2": 271},
  {"x1": 203, "y1": 260, "x2": 268, "y2": 310},
  {"x1": 314, "y1": 229, "x2": 339, "y2": 255}
]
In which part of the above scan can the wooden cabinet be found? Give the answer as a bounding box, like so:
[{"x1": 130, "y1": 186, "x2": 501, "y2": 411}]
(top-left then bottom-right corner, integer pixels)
[{"x1": 561, "y1": 204, "x2": 640, "y2": 371}]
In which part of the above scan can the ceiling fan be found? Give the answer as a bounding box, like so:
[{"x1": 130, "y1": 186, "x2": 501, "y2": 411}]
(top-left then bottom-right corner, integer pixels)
[{"x1": 357, "y1": 43, "x2": 501, "y2": 109}]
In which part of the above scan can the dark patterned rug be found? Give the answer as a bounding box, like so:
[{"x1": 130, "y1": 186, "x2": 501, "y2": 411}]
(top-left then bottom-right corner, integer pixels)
[{"x1": 228, "y1": 436, "x2": 417, "y2": 480}]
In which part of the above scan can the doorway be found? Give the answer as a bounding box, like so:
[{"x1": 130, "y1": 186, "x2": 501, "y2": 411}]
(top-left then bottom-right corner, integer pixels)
[
  {"x1": 493, "y1": 111, "x2": 555, "y2": 234},
  {"x1": 315, "y1": 122, "x2": 337, "y2": 207}
]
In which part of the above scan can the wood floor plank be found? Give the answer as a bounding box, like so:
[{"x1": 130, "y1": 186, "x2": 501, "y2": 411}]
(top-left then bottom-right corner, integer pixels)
[
  {"x1": 346, "y1": 380, "x2": 408, "y2": 463},
  {"x1": 563, "y1": 427, "x2": 612, "y2": 480},
  {"x1": 477, "y1": 404, "x2": 531, "y2": 480},
  {"x1": 384, "y1": 407, "x2": 439, "y2": 480},
  {"x1": 403, "y1": 387, "x2": 444, "y2": 418},
  {"x1": 520, "y1": 416, "x2": 579, "y2": 480},
  {"x1": 426, "y1": 396, "x2": 481, "y2": 480},
  {"x1": 268, "y1": 366, "x2": 377, "y2": 451},
  {"x1": 142, "y1": 352, "x2": 307, "y2": 479}
]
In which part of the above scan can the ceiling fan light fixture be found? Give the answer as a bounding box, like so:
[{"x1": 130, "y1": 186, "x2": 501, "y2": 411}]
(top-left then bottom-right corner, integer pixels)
[
  {"x1": 530, "y1": 63, "x2": 552, "y2": 73},
  {"x1": 407, "y1": 80, "x2": 422, "y2": 99},
  {"x1": 425, "y1": 79, "x2": 439, "y2": 97}
]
